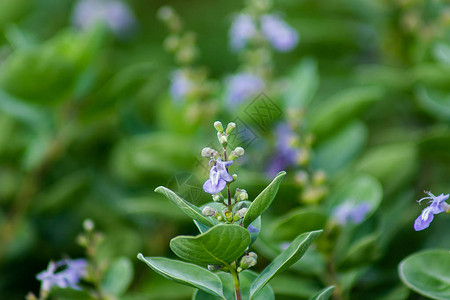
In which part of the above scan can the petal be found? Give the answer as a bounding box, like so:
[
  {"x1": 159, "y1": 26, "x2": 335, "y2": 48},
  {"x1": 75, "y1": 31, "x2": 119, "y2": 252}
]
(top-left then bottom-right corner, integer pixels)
[
  {"x1": 203, "y1": 180, "x2": 215, "y2": 194},
  {"x1": 414, "y1": 213, "x2": 434, "y2": 231},
  {"x1": 224, "y1": 160, "x2": 234, "y2": 167},
  {"x1": 203, "y1": 179, "x2": 227, "y2": 194},
  {"x1": 220, "y1": 170, "x2": 233, "y2": 182}
]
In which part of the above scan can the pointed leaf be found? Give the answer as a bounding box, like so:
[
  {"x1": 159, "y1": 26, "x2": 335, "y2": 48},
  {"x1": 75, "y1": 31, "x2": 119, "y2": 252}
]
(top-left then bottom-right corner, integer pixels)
[
  {"x1": 250, "y1": 230, "x2": 322, "y2": 299},
  {"x1": 137, "y1": 254, "x2": 224, "y2": 298},
  {"x1": 101, "y1": 257, "x2": 133, "y2": 296},
  {"x1": 155, "y1": 186, "x2": 214, "y2": 227},
  {"x1": 399, "y1": 249, "x2": 450, "y2": 300},
  {"x1": 243, "y1": 171, "x2": 286, "y2": 228},
  {"x1": 170, "y1": 224, "x2": 251, "y2": 265},
  {"x1": 310, "y1": 286, "x2": 335, "y2": 300}
]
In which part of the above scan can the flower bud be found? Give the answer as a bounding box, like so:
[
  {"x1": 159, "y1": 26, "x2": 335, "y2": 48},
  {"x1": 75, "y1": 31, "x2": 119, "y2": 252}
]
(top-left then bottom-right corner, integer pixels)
[
  {"x1": 213, "y1": 193, "x2": 224, "y2": 202},
  {"x1": 294, "y1": 171, "x2": 309, "y2": 187},
  {"x1": 226, "y1": 122, "x2": 236, "y2": 134},
  {"x1": 164, "y1": 35, "x2": 179, "y2": 52},
  {"x1": 157, "y1": 6, "x2": 175, "y2": 22},
  {"x1": 83, "y1": 219, "x2": 94, "y2": 232},
  {"x1": 236, "y1": 207, "x2": 248, "y2": 218},
  {"x1": 235, "y1": 201, "x2": 248, "y2": 211},
  {"x1": 312, "y1": 170, "x2": 327, "y2": 185},
  {"x1": 240, "y1": 252, "x2": 258, "y2": 269},
  {"x1": 238, "y1": 189, "x2": 248, "y2": 201},
  {"x1": 202, "y1": 206, "x2": 216, "y2": 217},
  {"x1": 217, "y1": 132, "x2": 227, "y2": 146},
  {"x1": 214, "y1": 121, "x2": 224, "y2": 133},
  {"x1": 234, "y1": 147, "x2": 244, "y2": 156},
  {"x1": 232, "y1": 174, "x2": 238, "y2": 181},
  {"x1": 201, "y1": 147, "x2": 216, "y2": 157}
]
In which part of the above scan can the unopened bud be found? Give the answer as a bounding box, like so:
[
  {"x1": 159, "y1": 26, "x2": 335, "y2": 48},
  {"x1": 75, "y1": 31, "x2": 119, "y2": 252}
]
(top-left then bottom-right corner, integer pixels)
[
  {"x1": 83, "y1": 219, "x2": 94, "y2": 232},
  {"x1": 235, "y1": 201, "x2": 248, "y2": 211},
  {"x1": 213, "y1": 194, "x2": 224, "y2": 202},
  {"x1": 214, "y1": 121, "x2": 224, "y2": 133},
  {"x1": 201, "y1": 147, "x2": 216, "y2": 157},
  {"x1": 225, "y1": 211, "x2": 233, "y2": 222},
  {"x1": 240, "y1": 252, "x2": 258, "y2": 269},
  {"x1": 25, "y1": 293, "x2": 38, "y2": 300},
  {"x1": 234, "y1": 147, "x2": 244, "y2": 156},
  {"x1": 232, "y1": 174, "x2": 238, "y2": 181},
  {"x1": 294, "y1": 171, "x2": 309, "y2": 187},
  {"x1": 202, "y1": 206, "x2": 216, "y2": 217},
  {"x1": 217, "y1": 132, "x2": 227, "y2": 146},
  {"x1": 226, "y1": 122, "x2": 236, "y2": 134},
  {"x1": 238, "y1": 189, "x2": 248, "y2": 201},
  {"x1": 312, "y1": 170, "x2": 327, "y2": 185},
  {"x1": 236, "y1": 208, "x2": 248, "y2": 218},
  {"x1": 157, "y1": 6, "x2": 175, "y2": 22},
  {"x1": 164, "y1": 35, "x2": 179, "y2": 52}
]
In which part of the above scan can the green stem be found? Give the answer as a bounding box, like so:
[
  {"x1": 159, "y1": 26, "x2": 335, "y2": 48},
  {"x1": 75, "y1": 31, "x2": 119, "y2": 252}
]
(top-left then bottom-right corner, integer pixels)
[{"x1": 229, "y1": 265, "x2": 242, "y2": 300}]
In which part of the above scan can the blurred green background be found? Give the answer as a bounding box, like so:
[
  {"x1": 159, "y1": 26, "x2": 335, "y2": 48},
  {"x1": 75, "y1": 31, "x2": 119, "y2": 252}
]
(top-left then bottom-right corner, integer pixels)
[{"x1": 0, "y1": 0, "x2": 449, "y2": 299}]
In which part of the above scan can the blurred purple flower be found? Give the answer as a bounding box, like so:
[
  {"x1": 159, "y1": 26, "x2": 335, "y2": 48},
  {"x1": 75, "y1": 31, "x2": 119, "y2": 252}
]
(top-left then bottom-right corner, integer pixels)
[
  {"x1": 267, "y1": 123, "x2": 298, "y2": 177},
  {"x1": 229, "y1": 14, "x2": 257, "y2": 51},
  {"x1": 260, "y1": 14, "x2": 298, "y2": 52},
  {"x1": 203, "y1": 158, "x2": 233, "y2": 194},
  {"x1": 72, "y1": 0, "x2": 136, "y2": 37},
  {"x1": 170, "y1": 70, "x2": 194, "y2": 103},
  {"x1": 414, "y1": 191, "x2": 450, "y2": 231},
  {"x1": 36, "y1": 258, "x2": 87, "y2": 292},
  {"x1": 332, "y1": 202, "x2": 371, "y2": 225},
  {"x1": 225, "y1": 73, "x2": 264, "y2": 106}
]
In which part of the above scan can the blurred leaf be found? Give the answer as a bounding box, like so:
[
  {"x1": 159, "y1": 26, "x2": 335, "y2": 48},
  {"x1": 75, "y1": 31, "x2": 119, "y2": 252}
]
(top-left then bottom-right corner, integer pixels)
[
  {"x1": 433, "y1": 42, "x2": 450, "y2": 65},
  {"x1": 170, "y1": 224, "x2": 251, "y2": 265},
  {"x1": 310, "y1": 286, "x2": 335, "y2": 300},
  {"x1": 337, "y1": 231, "x2": 382, "y2": 269},
  {"x1": 413, "y1": 64, "x2": 450, "y2": 89},
  {"x1": 193, "y1": 270, "x2": 275, "y2": 300},
  {"x1": 0, "y1": 0, "x2": 30, "y2": 29},
  {"x1": 155, "y1": 186, "x2": 215, "y2": 227},
  {"x1": 283, "y1": 57, "x2": 319, "y2": 109},
  {"x1": 307, "y1": 86, "x2": 384, "y2": 140},
  {"x1": 272, "y1": 208, "x2": 326, "y2": 241},
  {"x1": 399, "y1": 249, "x2": 450, "y2": 300},
  {"x1": 243, "y1": 171, "x2": 286, "y2": 228},
  {"x1": 416, "y1": 87, "x2": 450, "y2": 121},
  {"x1": 355, "y1": 143, "x2": 418, "y2": 194},
  {"x1": 50, "y1": 287, "x2": 92, "y2": 300},
  {"x1": 270, "y1": 274, "x2": 320, "y2": 298},
  {"x1": 101, "y1": 257, "x2": 134, "y2": 296},
  {"x1": 250, "y1": 230, "x2": 322, "y2": 298},
  {"x1": 313, "y1": 121, "x2": 367, "y2": 176},
  {"x1": 137, "y1": 255, "x2": 224, "y2": 298}
]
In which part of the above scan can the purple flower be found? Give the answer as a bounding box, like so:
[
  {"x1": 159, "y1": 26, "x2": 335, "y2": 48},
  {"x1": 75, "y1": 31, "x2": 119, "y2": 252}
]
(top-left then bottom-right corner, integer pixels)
[
  {"x1": 72, "y1": 0, "x2": 135, "y2": 37},
  {"x1": 203, "y1": 158, "x2": 233, "y2": 194},
  {"x1": 414, "y1": 191, "x2": 450, "y2": 231},
  {"x1": 260, "y1": 14, "x2": 299, "y2": 52},
  {"x1": 267, "y1": 123, "x2": 298, "y2": 177},
  {"x1": 170, "y1": 70, "x2": 194, "y2": 103},
  {"x1": 229, "y1": 14, "x2": 257, "y2": 51},
  {"x1": 36, "y1": 259, "x2": 87, "y2": 292},
  {"x1": 225, "y1": 73, "x2": 264, "y2": 106},
  {"x1": 332, "y1": 201, "x2": 371, "y2": 225}
]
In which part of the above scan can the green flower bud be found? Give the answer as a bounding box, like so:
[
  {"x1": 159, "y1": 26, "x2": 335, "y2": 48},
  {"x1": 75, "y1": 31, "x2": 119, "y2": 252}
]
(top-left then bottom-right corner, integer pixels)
[
  {"x1": 164, "y1": 35, "x2": 179, "y2": 52},
  {"x1": 214, "y1": 121, "x2": 224, "y2": 133},
  {"x1": 217, "y1": 132, "x2": 227, "y2": 146},
  {"x1": 234, "y1": 147, "x2": 244, "y2": 156},
  {"x1": 83, "y1": 219, "x2": 94, "y2": 232},
  {"x1": 213, "y1": 193, "x2": 224, "y2": 202},
  {"x1": 240, "y1": 252, "x2": 258, "y2": 269},
  {"x1": 226, "y1": 122, "x2": 236, "y2": 134},
  {"x1": 232, "y1": 174, "x2": 238, "y2": 181},
  {"x1": 202, "y1": 206, "x2": 216, "y2": 217},
  {"x1": 236, "y1": 207, "x2": 248, "y2": 218},
  {"x1": 312, "y1": 170, "x2": 327, "y2": 185},
  {"x1": 201, "y1": 147, "x2": 217, "y2": 157}
]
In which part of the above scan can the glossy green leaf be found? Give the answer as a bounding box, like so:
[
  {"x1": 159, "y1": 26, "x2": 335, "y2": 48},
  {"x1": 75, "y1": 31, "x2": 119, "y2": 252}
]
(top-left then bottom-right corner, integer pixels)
[
  {"x1": 170, "y1": 224, "x2": 251, "y2": 265},
  {"x1": 272, "y1": 208, "x2": 326, "y2": 241},
  {"x1": 137, "y1": 254, "x2": 224, "y2": 298},
  {"x1": 242, "y1": 171, "x2": 286, "y2": 228},
  {"x1": 307, "y1": 86, "x2": 384, "y2": 140},
  {"x1": 101, "y1": 257, "x2": 134, "y2": 296},
  {"x1": 193, "y1": 271, "x2": 274, "y2": 300},
  {"x1": 155, "y1": 186, "x2": 214, "y2": 227},
  {"x1": 310, "y1": 286, "x2": 335, "y2": 300},
  {"x1": 399, "y1": 249, "x2": 450, "y2": 300},
  {"x1": 250, "y1": 230, "x2": 323, "y2": 298}
]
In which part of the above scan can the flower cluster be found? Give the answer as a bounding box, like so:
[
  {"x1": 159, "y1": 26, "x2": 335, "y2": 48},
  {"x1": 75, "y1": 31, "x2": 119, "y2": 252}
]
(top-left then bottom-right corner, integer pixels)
[
  {"x1": 225, "y1": 72, "x2": 265, "y2": 106},
  {"x1": 229, "y1": 13, "x2": 299, "y2": 52},
  {"x1": 414, "y1": 191, "x2": 450, "y2": 231},
  {"x1": 36, "y1": 258, "x2": 87, "y2": 293},
  {"x1": 332, "y1": 201, "x2": 371, "y2": 225}
]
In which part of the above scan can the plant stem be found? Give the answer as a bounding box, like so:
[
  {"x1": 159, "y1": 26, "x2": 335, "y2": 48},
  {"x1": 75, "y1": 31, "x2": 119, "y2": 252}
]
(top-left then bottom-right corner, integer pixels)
[
  {"x1": 223, "y1": 148, "x2": 232, "y2": 207},
  {"x1": 230, "y1": 265, "x2": 242, "y2": 300}
]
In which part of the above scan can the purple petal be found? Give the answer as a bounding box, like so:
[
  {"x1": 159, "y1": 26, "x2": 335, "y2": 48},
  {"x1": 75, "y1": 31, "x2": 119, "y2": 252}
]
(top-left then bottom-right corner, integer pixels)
[
  {"x1": 414, "y1": 213, "x2": 433, "y2": 231},
  {"x1": 203, "y1": 179, "x2": 227, "y2": 194}
]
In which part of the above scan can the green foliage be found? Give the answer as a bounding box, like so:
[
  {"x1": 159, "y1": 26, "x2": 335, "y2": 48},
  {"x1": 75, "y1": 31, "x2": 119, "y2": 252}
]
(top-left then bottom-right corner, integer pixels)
[
  {"x1": 101, "y1": 257, "x2": 134, "y2": 297},
  {"x1": 399, "y1": 249, "x2": 450, "y2": 300}
]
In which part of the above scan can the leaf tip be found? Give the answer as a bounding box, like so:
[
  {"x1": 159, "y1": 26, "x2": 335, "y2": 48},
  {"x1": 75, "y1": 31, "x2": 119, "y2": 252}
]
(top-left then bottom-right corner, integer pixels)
[
  {"x1": 277, "y1": 171, "x2": 287, "y2": 177},
  {"x1": 137, "y1": 253, "x2": 145, "y2": 261},
  {"x1": 154, "y1": 186, "x2": 163, "y2": 193}
]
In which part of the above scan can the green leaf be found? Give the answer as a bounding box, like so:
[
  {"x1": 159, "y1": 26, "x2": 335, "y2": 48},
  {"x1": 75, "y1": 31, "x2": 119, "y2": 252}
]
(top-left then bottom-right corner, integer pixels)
[
  {"x1": 193, "y1": 271, "x2": 274, "y2": 300},
  {"x1": 137, "y1": 254, "x2": 224, "y2": 298},
  {"x1": 307, "y1": 86, "x2": 384, "y2": 140},
  {"x1": 242, "y1": 171, "x2": 286, "y2": 228},
  {"x1": 155, "y1": 186, "x2": 214, "y2": 227},
  {"x1": 250, "y1": 230, "x2": 323, "y2": 299},
  {"x1": 283, "y1": 57, "x2": 319, "y2": 109},
  {"x1": 170, "y1": 224, "x2": 251, "y2": 265},
  {"x1": 272, "y1": 208, "x2": 326, "y2": 241},
  {"x1": 101, "y1": 257, "x2": 134, "y2": 296},
  {"x1": 399, "y1": 249, "x2": 450, "y2": 300},
  {"x1": 416, "y1": 87, "x2": 450, "y2": 121},
  {"x1": 270, "y1": 274, "x2": 320, "y2": 298},
  {"x1": 310, "y1": 286, "x2": 335, "y2": 300}
]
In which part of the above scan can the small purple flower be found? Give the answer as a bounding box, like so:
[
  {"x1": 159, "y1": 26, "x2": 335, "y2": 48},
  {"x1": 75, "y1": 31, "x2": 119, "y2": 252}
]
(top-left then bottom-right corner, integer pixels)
[
  {"x1": 260, "y1": 14, "x2": 299, "y2": 52},
  {"x1": 267, "y1": 123, "x2": 298, "y2": 177},
  {"x1": 332, "y1": 201, "x2": 371, "y2": 225},
  {"x1": 225, "y1": 73, "x2": 264, "y2": 106},
  {"x1": 414, "y1": 191, "x2": 450, "y2": 231},
  {"x1": 203, "y1": 158, "x2": 233, "y2": 194},
  {"x1": 229, "y1": 14, "x2": 257, "y2": 51},
  {"x1": 72, "y1": 0, "x2": 135, "y2": 37},
  {"x1": 170, "y1": 70, "x2": 194, "y2": 103},
  {"x1": 36, "y1": 258, "x2": 87, "y2": 292}
]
